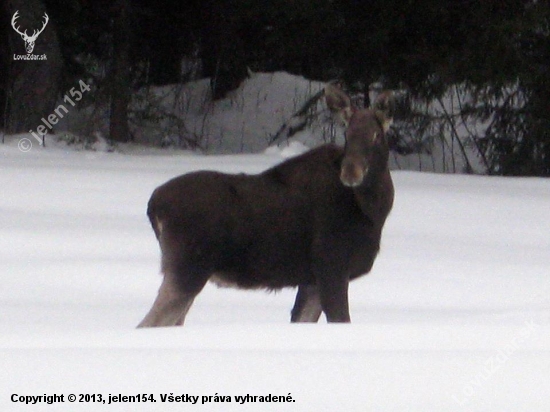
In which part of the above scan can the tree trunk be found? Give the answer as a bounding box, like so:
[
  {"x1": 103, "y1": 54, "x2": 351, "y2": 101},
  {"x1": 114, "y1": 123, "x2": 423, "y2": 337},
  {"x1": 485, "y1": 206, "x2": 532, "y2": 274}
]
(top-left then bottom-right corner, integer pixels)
[
  {"x1": 200, "y1": 1, "x2": 247, "y2": 100},
  {"x1": 109, "y1": 0, "x2": 131, "y2": 143},
  {"x1": 4, "y1": 0, "x2": 62, "y2": 137}
]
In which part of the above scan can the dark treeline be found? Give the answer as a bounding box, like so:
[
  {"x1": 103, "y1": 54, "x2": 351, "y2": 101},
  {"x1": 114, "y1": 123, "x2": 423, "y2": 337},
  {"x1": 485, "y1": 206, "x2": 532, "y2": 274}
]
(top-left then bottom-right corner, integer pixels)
[{"x1": 1, "y1": 0, "x2": 548, "y2": 175}]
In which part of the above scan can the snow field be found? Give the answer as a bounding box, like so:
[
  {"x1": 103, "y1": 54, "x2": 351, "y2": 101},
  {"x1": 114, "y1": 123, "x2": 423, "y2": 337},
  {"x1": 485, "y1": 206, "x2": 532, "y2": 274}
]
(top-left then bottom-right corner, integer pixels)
[{"x1": 0, "y1": 137, "x2": 549, "y2": 411}]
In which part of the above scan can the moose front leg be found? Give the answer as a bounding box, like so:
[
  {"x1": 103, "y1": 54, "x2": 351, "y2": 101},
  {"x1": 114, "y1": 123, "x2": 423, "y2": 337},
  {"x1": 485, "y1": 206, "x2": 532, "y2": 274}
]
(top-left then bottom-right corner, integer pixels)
[
  {"x1": 317, "y1": 275, "x2": 351, "y2": 323},
  {"x1": 291, "y1": 284, "x2": 322, "y2": 323},
  {"x1": 311, "y1": 239, "x2": 352, "y2": 322}
]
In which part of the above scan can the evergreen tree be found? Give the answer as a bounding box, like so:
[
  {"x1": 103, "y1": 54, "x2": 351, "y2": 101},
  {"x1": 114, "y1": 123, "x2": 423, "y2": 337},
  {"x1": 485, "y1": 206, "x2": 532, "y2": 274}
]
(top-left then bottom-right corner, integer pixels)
[{"x1": 1, "y1": 0, "x2": 548, "y2": 174}]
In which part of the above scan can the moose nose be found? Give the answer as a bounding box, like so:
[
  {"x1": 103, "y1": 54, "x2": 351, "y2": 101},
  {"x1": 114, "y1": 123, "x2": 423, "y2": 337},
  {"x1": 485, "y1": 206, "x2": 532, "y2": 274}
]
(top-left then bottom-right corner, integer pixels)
[{"x1": 340, "y1": 160, "x2": 367, "y2": 187}]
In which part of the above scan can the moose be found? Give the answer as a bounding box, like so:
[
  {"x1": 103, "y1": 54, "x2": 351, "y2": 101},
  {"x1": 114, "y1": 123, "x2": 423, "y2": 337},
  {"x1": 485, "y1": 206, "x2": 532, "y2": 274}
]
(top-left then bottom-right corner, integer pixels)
[
  {"x1": 11, "y1": 11, "x2": 49, "y2": 54},
  {"x1": 137, "y1": 85, "x2": 395, "y2": 327}
]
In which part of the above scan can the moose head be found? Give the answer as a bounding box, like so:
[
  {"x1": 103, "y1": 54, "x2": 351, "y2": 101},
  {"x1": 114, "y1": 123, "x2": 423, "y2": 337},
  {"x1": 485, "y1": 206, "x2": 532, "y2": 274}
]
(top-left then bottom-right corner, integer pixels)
[
  {"x1": 11, "y1": 11, "x2": 49, "y2": 54},
  {"x1": 325, "y1": 84, "x2": 395, "y2": 188}
]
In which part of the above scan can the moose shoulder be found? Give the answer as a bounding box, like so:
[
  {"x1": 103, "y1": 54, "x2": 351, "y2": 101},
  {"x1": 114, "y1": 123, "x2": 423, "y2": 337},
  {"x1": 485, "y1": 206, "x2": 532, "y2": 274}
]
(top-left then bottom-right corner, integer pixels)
[{"x1": 138, "y1": 85, "x2": 394, "y2": 327}]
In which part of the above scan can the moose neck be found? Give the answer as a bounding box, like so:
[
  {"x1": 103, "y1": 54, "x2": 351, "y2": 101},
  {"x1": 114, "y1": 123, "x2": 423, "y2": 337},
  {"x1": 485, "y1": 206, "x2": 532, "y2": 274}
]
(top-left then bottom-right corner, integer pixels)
[{"x1": 352, "y1": 163, "x2": 392, "y2": 224}]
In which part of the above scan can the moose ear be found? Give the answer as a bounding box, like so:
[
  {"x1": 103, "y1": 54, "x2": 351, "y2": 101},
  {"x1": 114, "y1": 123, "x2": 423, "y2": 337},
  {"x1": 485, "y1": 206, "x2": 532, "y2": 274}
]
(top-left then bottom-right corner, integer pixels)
[
  {"x1": 324, "y1": 84, "x2": 353, "y2": 127},
  {"x1": 372, "y1": 91, "x2": 395, "y2": 133}
]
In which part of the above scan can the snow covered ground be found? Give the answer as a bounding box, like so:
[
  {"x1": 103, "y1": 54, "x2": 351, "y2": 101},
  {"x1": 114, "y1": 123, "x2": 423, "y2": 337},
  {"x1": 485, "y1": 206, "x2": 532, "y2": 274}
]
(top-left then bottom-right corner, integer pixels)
[{"x1": 0, "y1": 137, "x2": 549, "y2": 411}]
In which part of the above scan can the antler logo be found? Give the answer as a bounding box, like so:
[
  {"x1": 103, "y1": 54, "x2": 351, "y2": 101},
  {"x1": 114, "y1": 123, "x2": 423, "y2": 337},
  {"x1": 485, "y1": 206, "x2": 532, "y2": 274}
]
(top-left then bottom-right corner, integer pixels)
[{"x1": 11, "y1": 10, "x2": 49, "y2": 54}]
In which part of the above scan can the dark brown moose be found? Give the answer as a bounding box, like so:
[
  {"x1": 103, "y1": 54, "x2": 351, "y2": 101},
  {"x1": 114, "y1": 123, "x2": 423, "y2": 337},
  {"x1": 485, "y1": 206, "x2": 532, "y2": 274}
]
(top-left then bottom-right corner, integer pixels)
[{"x1": 137, "y1": 85, "x2": 395, "y2": 327}]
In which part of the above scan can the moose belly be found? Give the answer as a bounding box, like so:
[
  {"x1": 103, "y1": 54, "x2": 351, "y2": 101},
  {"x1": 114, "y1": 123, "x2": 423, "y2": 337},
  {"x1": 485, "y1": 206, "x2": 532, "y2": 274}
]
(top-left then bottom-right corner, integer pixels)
[{"x1": 210, "y1": 253, "x2": 315, "y2": 290}]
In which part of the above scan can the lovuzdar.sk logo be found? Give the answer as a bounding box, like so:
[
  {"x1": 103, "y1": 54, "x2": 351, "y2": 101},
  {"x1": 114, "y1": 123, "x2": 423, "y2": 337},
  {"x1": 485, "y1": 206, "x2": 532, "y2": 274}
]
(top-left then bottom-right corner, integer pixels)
[{"x1": 11, "y1": 10, "x2": 48, "y2": 61}]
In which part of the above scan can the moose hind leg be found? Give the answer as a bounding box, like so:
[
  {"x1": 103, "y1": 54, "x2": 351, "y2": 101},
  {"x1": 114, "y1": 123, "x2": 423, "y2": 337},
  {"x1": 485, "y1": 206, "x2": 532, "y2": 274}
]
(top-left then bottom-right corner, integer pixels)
[
  {"x1": 137, "y1": 269, "x2": 207, "y2": 328},
  {"x1": 290, "y1": 284, "x2": 322, "y2": 323}
]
